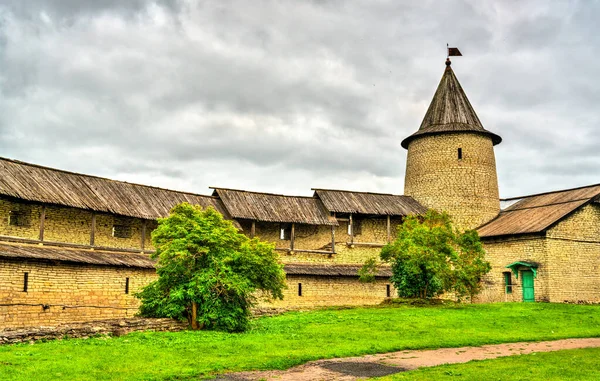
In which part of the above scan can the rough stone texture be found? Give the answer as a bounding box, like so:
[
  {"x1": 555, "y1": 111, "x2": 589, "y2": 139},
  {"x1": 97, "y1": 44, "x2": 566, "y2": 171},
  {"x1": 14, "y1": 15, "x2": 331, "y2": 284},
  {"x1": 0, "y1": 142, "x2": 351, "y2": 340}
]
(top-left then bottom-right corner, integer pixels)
[
  {"x1": 0, "y1": 199, "x2": 42, "y2": 240},
  {"x1": 263, "y1": 275, "x2": 395, "y2": 308},
  {"x1": 477, "y1": 235, "x2": 547, "y2": 303},
  {"x1": 94, "y1": 212, "x2": 144, "y2": 250},
  {"x1": 255, "y1": 219, "x2": 397, "y2": 265},
  {"x1": 0, "y1": 317, "x2": 186, "y2": 345},
  {"x1": 44, "y1": 204, "x2": 94, "y2": 245},
  {"x1": 0, "y1": 198, "x2": 156, "y2": 251},
  {"x1": 0, "y1": 259, "x2": 157, "y2": 328},
  {"x1": 404, "y1": 133, "x2": 500, "y2": 230},
  {"x1": 545, "y1": 204, "x2": 600, "y2": 303}
]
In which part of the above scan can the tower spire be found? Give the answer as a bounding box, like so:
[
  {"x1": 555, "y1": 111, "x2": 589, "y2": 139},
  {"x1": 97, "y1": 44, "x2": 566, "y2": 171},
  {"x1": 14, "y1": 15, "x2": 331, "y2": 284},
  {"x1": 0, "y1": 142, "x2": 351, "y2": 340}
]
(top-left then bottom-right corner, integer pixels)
[{"x1": 401, "y1": 61, "x2": 501, "y2": 149}]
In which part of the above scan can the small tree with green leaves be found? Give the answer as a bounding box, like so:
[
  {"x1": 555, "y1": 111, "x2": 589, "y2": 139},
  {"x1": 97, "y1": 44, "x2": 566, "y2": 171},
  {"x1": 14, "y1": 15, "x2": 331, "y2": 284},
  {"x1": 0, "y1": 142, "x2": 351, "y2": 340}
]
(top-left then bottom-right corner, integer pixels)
[
  {"x1": 136, "y1": 203, "x2": 286, "y2": 332},
  {"x1": 378, "y1": 210, "x2": 490, "y2": 301}
]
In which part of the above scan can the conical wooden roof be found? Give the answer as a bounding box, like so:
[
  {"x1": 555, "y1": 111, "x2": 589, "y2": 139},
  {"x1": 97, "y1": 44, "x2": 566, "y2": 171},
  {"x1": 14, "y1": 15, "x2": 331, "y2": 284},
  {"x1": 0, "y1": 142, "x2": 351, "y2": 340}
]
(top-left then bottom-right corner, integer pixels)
[{"x1": 401, "y1": 60, "x2": 502, "y2": 149}]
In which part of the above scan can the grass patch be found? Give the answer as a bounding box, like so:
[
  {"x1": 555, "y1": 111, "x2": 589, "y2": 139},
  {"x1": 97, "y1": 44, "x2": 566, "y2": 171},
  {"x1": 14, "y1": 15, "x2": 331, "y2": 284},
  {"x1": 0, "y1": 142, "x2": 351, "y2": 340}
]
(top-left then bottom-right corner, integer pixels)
[
  {"x1": 377, "y1": 347, "x2": 600, "y2": 380},
  {"x1": 1, "y1": 303, "x2": 599, "y2": 380}
]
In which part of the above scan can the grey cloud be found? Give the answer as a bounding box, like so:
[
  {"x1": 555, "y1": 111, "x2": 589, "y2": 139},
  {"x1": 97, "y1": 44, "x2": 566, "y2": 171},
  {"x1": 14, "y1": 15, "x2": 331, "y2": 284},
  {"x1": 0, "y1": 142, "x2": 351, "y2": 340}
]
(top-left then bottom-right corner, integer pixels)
[{"x1": 0, "y1": 0, "x2": 599, "y2": 198}]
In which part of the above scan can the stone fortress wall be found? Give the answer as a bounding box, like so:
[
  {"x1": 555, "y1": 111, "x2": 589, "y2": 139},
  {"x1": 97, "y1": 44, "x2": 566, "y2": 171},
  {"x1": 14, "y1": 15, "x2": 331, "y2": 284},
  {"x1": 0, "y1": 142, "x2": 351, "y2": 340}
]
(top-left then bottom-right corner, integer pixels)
[
  {"x1": 0, "y1": 196, "x2": 397, "y2": 328},
  {"x1": 0, "y1": 259, "x2": 156, "y2": 328},
  {"x1": 0, "y1": 197, "x2": 155, "y2": 252}
]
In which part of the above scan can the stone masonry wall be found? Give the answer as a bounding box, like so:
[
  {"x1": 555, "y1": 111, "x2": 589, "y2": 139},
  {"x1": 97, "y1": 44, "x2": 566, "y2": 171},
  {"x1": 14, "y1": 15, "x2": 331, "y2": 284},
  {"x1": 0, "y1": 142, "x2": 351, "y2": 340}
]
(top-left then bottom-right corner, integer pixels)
[
  {"x1": 263, "y1": 275, "x2": 395, "y2": 308},
  {"x1": 0, "y1": 197, "x2": 155, "y2": 251},
  {"x1": 0, "y1": 198, "x2": 42, "y2": 240},
  {"x1": 252, "y1": 220, "x2": 389, "y2": 265},
  {"x1": 94, "y1": 213, "x2": 144, "y2": 250},
  {"x1": 545, "y1": 204, "x2": 600, "y2": 303},
  {"x1": 404, "y1": 133, "x2": 500, "y2": 230},
  {"x1": 44, "y1": 205, "x2": 93, "y2": 245},
  {"x1": 0, "y1": 259, "x2": 157, "y2": 328},
  {"x1": 477, "y1": 236, "x2": 548, "y2": 303}
]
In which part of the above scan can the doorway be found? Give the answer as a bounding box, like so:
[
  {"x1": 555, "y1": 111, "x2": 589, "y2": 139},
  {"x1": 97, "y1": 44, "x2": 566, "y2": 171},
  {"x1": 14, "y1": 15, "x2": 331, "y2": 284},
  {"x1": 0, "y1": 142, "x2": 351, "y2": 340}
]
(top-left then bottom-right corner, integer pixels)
[{"x1": 522, "y1": 270, "x2": 535, "y2": 302}]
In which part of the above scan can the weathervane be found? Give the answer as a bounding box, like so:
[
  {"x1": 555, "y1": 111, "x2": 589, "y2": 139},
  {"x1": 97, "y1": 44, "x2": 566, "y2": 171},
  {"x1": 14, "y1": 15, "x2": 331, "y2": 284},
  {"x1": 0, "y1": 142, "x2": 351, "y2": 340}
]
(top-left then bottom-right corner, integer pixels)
[{"x1": 446, "y1": 44, "x2": 462, "y2": 66}]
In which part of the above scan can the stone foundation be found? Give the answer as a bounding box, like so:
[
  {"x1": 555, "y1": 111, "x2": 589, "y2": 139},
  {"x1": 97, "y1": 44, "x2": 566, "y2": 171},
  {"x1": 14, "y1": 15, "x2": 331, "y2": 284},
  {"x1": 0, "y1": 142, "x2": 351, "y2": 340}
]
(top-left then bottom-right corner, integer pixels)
[{"x1": 0, "y1": 317, "x2": 186, "y2": 345}]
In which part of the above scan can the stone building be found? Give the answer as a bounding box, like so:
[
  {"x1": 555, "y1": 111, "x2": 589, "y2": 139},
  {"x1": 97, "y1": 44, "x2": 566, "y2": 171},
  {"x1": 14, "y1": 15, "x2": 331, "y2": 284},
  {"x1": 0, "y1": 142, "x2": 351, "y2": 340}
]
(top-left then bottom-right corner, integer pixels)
[{"x1": 1, "y1": 59, "x2": 599, "y2": 329}]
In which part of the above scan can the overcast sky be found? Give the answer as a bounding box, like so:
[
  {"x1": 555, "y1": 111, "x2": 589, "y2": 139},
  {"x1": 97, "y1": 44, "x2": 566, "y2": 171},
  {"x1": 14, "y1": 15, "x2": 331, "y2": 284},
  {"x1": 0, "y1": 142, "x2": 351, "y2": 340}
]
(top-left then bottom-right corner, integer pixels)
[{"x1": 0, "y1": 1, "x2": 598, "y2": 198}]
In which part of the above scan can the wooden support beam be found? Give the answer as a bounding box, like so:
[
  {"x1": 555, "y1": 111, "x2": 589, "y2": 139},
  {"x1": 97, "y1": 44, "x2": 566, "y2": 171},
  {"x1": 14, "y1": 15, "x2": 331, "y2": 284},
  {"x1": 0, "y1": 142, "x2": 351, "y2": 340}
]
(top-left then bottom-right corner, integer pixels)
[
  {"x1": 290, "y1": 223, "x2": 295, "y2": 251},
  {"x1": 141, "y1": 219, "x2": 146, "y2": 251},
  {"x1": 90, "y1": 212, "x2": 96, "y2": 246},
  {"x1": 331, "y1": 225, "x2": 335, "y2": 253},
  {"x1": 38, "y1": 205, "x2": 46, "y2": 242},
  {"x1": 0, "y1": 234, "x2": 155, "y2": 253},
  {"x1": 386, "y1": 215, "x2": 391, "y2": 243},
  {"x1": 349, "y1": 214, "x2": 354, "y2": 245},
  {"x1": 293, "y1": 249, "x2": 333, "y2": 254},
  {"x1": 251, "y1": 220, "x2": 256, "y2": 238},
  {"x1": 345, "y1": 242, "x2": 385, "y2": 248}
]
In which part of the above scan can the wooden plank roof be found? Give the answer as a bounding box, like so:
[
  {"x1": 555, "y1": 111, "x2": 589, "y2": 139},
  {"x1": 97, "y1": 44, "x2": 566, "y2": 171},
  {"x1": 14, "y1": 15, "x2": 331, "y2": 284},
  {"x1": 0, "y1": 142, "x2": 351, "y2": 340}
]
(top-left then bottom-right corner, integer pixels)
[
  {"x1": 0, "y1": 242, "x2": 155, "y2": 268},
  {"x1": 401, "y1": 63, "x2": 501, "y2": 149},
  {"x1": 212, "y1": 188, "x2": 337, "y2": 226},
  {"x1": 284, "y1": 263, "x2": 392, "y2": 277},
  {"x1": 0, "y1": 157, "x2": 232, "y2": 221},
  {"x1": 478, "y1": 184, "x2": 600, "y2": 238},
  {"x1": 313, "y1": 189, "x2": 426, "y2": 216}
]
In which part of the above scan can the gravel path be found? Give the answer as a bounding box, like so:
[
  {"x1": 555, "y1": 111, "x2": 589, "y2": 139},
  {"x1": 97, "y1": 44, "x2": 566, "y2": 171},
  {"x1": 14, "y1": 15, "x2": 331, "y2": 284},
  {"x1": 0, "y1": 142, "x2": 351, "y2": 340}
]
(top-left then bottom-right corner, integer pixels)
[{"x1": 210, "y1": 337, "x2": 600, "y2": 381}]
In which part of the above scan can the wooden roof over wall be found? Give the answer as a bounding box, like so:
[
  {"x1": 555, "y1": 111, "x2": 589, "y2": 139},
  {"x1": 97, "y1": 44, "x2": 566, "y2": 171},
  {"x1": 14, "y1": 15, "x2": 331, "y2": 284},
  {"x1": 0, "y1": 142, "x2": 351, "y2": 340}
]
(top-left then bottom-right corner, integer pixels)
[
  {"x1": 284, "y1": 263, "x2": 392, "y2": 277},
  {"x1": 313, "y1": 189, "x2": 426, "y2": 216},
  {"x1": 0, "y1": 242, "x2": 156, "y2": 268},
  {"x1": 0, "y1": 157, "x2": 232, "y2": 221},
  {"x1": 212, "y1": 188, "x2": 337, "y2": 226},
  {"x1": 478, "y1": 184, "x2": 600, "y2": 238}
]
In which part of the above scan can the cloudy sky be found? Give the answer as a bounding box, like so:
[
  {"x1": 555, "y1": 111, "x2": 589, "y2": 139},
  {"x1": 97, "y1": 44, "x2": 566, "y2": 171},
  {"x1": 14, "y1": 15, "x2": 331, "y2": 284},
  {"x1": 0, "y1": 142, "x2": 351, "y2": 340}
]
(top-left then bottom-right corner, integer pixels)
[{"x1": 0, "y1": 1, "x2": 598, "y2": 199}]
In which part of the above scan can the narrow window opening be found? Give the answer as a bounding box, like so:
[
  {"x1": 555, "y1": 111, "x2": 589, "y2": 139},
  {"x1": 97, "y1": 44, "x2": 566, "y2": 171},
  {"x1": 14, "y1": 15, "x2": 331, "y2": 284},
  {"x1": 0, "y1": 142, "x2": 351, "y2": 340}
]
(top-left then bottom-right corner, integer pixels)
[
  {"x1": 279, "y1": 224, "x2": 291, "y2": 240},
  {"x1": 457, "y1": 148, "x2": 463, "y2": 160},
  {"x1": 298, "y1": 283, "x2": 302, "y2": 296},
  {"x1": 125, "y1": 277, "x2": 130, "y2": 294},
  {"x1": 503, "y1": 272, "x2": 512, "y2": 294},
  {"x1": 9, "y1": 210, "x2": 30, "y2": 227},
  {"x1": 353, "y1": 219, "x2": 362, "y2": 236},
  {"x1": 113, "y1": 224, "x2": 132, "y2": 239},
  {"x1": 23, "y1": 272, "x2": 29, "y2": 292},
  {"x1": 386, "y1": 284, "x2": 391, "y2": 297},
  {"x1": 112, "y1": 216, "x2": 133, "y2": 239}
]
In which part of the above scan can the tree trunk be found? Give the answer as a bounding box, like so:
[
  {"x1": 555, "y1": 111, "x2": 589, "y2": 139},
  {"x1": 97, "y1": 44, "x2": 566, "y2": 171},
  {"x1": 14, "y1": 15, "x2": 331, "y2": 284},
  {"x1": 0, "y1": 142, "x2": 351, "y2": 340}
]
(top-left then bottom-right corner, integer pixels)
[{"x1": 191, "y1": 301, "x2": 199, "y2": 330}]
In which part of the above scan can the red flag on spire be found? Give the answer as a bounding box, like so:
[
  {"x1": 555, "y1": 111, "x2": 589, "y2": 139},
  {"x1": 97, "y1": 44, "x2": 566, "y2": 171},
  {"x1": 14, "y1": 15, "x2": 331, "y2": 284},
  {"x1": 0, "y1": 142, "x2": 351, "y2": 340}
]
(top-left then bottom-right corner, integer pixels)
[{"x1": 448, "y1": 47, "x2": 462, "y2": 56}]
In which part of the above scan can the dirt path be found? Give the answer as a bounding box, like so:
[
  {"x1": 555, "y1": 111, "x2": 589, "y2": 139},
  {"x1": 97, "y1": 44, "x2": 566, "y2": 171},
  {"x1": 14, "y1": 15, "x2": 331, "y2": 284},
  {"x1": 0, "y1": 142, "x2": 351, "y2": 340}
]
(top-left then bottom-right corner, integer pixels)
[{"x1": 211, "y1": 337, "x2": 600, "y2": 381}]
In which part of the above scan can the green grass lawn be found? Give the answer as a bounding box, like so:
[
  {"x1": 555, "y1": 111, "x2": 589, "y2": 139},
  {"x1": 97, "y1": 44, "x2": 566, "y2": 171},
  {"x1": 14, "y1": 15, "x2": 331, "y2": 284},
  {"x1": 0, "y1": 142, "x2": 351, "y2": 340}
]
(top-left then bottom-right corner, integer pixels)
[
  {"x1": 377, "y1": 347, "x2": 600, "y2": 380},
  {"x1": 1, "y1": 303, "x2": 599, "y2": 380}
]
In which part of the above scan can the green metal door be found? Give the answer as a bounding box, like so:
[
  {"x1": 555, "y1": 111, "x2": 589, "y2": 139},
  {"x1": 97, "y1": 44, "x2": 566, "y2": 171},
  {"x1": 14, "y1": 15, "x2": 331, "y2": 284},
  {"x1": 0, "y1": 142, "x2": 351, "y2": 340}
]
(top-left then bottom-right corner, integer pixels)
[{"x1": 522, "y1": 270, "x2": 535, "y2": 302}]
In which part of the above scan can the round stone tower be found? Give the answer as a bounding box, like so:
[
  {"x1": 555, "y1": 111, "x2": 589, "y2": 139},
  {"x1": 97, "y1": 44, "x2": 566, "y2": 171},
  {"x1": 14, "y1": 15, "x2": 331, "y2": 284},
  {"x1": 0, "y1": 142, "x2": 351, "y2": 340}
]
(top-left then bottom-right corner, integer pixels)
[{"x1": 402, "y1": 59, "x2": 502, "y2": 230}]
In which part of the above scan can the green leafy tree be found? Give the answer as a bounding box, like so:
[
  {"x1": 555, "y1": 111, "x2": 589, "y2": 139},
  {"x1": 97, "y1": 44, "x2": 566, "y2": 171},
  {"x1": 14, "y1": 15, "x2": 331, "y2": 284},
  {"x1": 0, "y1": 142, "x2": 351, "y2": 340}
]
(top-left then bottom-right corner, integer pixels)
[
  {"x1": 136, "y1": 203, "x2": 286, "y2": 332},
  {"x1": 379, "y1": 210, "x2": 490, "y2": 301}
]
